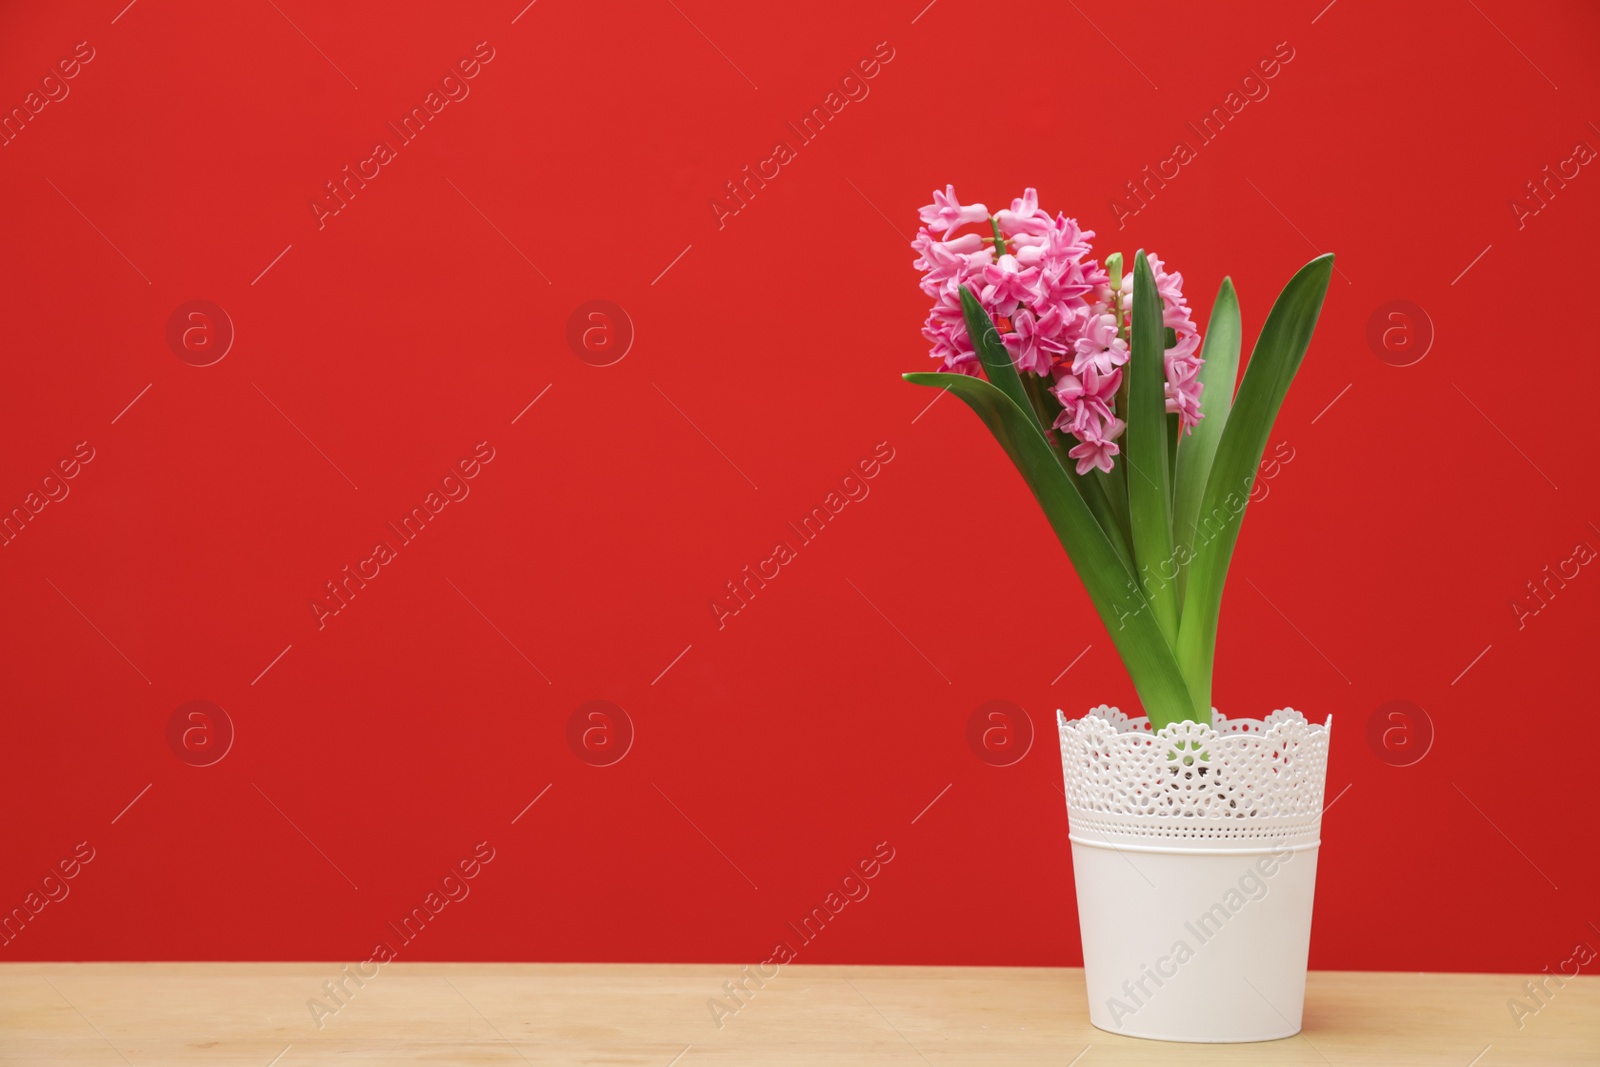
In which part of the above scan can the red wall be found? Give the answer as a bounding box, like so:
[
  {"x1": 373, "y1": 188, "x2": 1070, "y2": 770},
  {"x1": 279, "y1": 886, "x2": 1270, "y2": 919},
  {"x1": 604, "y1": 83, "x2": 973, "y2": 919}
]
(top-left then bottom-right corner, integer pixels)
[{"x1": 1, "y1": 0, "x2": 1596, "y2": 972}]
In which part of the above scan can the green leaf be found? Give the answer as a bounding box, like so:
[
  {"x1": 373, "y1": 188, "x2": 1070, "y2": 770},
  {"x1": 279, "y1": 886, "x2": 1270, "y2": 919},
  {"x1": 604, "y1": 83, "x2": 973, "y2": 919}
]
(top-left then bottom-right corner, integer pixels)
[
  {"x1": 1018, "y1": 362, "x2": 1066, "y2": 447},
  {"x1": 966, "y1": 290, "x2": 1137, "y2": 576},
  {"x1": 1019, "y1": 371, "x2": 1135, "y2": 575},
  {"x1": 1074, "y1": 462, "x2": 1135, "y2": 575},
  {"x1": 959, "y1": 286, "x2": 1032, "y2": 423},
  {"x1": 904, "y1": 371, "x2": 1198, "y2": 729},
  {"x1": 1165, "y1": 411, "x2": 1181, "y2": 501},
  {"x1": 1173, "y1": 278, "x2": 1242, "y2": 606},
  {"x1": 1164, "y1": 322, "x2": 1181, "y2": 509},
  {"x1": 1093, "y1": 463, "x2": 1134, "y2": 564},
  {"x1": 1175, "y1": 255, "x2": 1334, "y2": 712},
  {"x1": 1125, "y1": 251, "x2": 1179, "y2": 645}
]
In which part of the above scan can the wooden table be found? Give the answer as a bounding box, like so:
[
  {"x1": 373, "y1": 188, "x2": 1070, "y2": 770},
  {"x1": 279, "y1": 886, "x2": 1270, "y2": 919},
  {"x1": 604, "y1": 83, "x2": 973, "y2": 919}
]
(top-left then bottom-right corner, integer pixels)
[{"x1": 2, "y1": 964, "x2": 1595, "y2": 1065}]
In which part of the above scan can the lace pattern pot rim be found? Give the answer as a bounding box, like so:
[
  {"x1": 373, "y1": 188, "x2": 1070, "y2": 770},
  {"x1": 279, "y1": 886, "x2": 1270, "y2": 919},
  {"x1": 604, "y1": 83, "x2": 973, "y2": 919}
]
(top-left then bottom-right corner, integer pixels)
[{"x1": 1056, "y1": 705, "x2": 1331, "y2": 842}]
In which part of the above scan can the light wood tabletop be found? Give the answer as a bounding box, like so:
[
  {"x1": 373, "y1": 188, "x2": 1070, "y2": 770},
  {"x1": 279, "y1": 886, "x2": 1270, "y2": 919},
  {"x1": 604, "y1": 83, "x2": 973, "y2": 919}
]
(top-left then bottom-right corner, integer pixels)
[{"x1": 1, "y1": 963, "x2": 1595, "y2": 1065}]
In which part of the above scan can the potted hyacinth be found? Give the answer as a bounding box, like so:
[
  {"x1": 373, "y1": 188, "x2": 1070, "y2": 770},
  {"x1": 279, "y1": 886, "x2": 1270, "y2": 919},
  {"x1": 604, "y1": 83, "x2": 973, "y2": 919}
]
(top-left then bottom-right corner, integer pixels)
[{"x1": 907, "y1": 186, "x2": 1334, "y2": 1043}]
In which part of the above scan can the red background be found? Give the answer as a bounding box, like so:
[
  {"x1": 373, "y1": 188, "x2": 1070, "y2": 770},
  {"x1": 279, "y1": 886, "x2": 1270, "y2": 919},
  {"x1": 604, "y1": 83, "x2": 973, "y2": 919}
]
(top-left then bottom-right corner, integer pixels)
[{"x1": 1, "y1": 0, "x2": 1596, "y2": 974}]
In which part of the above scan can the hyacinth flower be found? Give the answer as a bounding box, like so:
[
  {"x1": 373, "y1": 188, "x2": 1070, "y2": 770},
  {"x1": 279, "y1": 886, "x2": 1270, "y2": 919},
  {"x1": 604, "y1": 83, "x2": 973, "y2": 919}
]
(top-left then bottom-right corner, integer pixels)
[{"x1": 907, "y1": 186, "x2": 1332, "y2": 730}]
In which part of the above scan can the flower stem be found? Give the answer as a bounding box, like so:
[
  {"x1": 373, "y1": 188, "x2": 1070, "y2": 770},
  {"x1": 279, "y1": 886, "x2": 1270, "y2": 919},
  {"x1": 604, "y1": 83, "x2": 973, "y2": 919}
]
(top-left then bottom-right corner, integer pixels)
[{"x1": 989, "y1": 217, "x2": 1005, "y2": 261}]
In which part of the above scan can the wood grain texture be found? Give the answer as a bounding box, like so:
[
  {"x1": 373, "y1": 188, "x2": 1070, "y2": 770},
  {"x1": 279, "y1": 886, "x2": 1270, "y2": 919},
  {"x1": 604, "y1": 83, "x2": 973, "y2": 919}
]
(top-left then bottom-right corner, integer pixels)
[{"x1": 1, "y1": 964, "x2": 1595, "y2": 1065}]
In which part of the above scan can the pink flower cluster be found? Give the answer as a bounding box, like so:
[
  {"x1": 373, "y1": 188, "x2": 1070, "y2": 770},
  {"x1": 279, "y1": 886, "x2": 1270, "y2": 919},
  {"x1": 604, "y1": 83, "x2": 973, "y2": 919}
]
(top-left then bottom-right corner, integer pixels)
[{"x1": 912, "y1": 185, "x2": 1204, "y2": 474}]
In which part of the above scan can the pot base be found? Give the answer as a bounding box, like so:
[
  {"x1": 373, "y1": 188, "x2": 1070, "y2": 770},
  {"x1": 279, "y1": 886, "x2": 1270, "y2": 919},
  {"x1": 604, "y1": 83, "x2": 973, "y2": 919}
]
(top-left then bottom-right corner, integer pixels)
[{"x1": 1089, "y1": 1021, "x2": 1301, "y2": 1044}]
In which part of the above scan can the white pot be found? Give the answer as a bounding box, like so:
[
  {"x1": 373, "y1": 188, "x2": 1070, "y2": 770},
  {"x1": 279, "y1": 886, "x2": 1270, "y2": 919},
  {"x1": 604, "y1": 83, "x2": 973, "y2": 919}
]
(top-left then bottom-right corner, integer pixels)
[{"x1": 1057, "y1": 706, "x2": 1332, "y2": 1043}]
